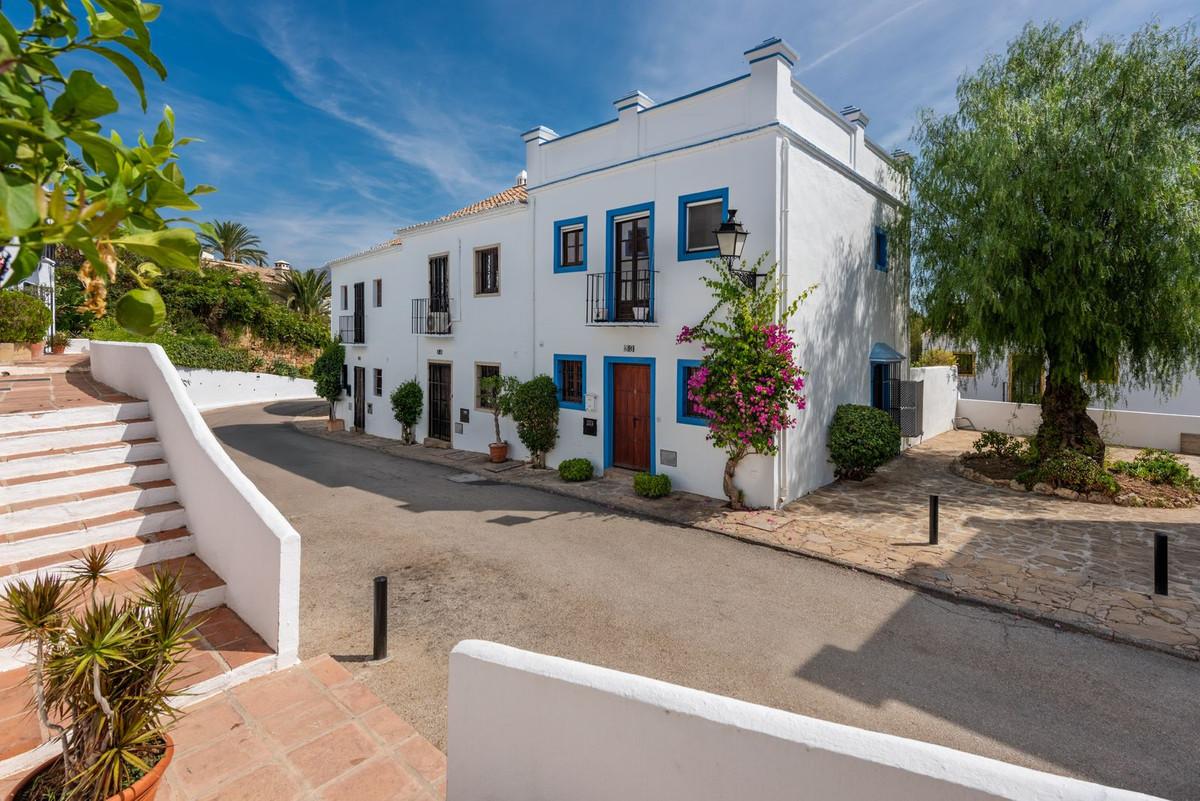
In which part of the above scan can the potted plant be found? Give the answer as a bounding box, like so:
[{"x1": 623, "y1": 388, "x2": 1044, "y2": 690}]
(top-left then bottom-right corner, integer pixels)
[
  {"x1": 509, "y1": 375, "x2": 559, "y2": 468},
  {"x1": 0, "y1": 290, "x2": 52, "y2": 361},
  {"x1": 390, "y1": 379, "x2": 423, "y2": 445},
  {"x1": 312, "y1": 341, "x2": 346, "y2": 431},
  {"x1": 480, "y1": 375, "x2": 519, "y2": 462},
  {"x1": 1, "y1": 546, "x2": 197, "y2": 801},
  {"x1": 47, "y1": 331, "x2": 70, "y2": 355}
]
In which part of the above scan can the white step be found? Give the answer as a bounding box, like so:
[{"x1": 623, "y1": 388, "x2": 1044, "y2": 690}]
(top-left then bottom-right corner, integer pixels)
[
  {"x1": 0, "y1": 419, "x2": 156, "y2": 457},
  {"x1": 0, "y1": 401, "x2": 150, "y2": 434},
  {"x1": 0, "y1": 528, "x2": 194, "y2": 591},
  {"x1": 0, "y1": 503, "x2": 187, "y2": 564},
  {"x1": 2, "y1": 460, "x2": 171, "y2": 504},
  {"x1": 0, "y1": 440, "x2": 164, "y2": 480},
  {"x1": 0, "y1": 482, "x2": 178, "y2": 536}
]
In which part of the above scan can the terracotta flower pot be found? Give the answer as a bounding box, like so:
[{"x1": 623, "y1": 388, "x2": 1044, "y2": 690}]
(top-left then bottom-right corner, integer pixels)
[
  {"x1": 7, "y1": 735, "x2": 174, "y2": 801},
  {"x1": 50, "y1": 345, "x2": 66, "y2": 355},
  {"x1": 488, "y1": 442, "x2": 509, "y2": 463},
  {"x1": 326, "y1": 418, "x2": 345, "y2": 432},
  {"x1": 26, "y1": 342, "x2": 44, "y2": 359}
]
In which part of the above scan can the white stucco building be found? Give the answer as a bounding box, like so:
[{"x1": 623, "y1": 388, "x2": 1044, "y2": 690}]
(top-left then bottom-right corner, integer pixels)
[{"x1": 326, "y1": 37, "x2": 910, "y2": 506}]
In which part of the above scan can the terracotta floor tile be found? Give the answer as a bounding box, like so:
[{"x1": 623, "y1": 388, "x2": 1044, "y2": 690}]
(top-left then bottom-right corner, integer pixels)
[
  {"x1": 218, "y1": 635, "x2": 273, "y2": 669},
  {"x1": 317, "y1": 757, "x2": 422, "y2": 801},
  {"x1": 0, "y1": 712, "x2": 42, "y2": 760},
  {"x1": 233, "y1": 670, "x2": 323, "y2": 719},
  {"x1": 286, "y1": 722, "x2": 378, "y2": 789},
  {"x1": 330, "y1": 679, "x2": 382, "y2": 715},
  {"x1": 360, "y1": 705, "x2": 416, "y2": 746},
  {"x1": 170, "y1": 726, "x2": 273, "y2": 797},
  {"x1": 259, "y1": 695, "x2": 350, "y2": 749},
  {"x1": 397, "y1": 735, "x2": 447, "y2": 783},
  {"x1": 168, "y1": 697, "x2": 246, "y2": 754},
  {"x1": 197, "y1": 763, "x2": 303, "y2": 801},
  {"x1": 304, "y1": 655, "x2": 353, "y2": 689}
]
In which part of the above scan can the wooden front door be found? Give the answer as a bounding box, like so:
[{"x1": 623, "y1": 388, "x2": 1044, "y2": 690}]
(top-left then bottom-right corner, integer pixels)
[
  {"x1": 611, "y1": 363, "x2": 651, "y2": 471},
  {"x1": 352, "y1": 367, "x2": 366, "y2": 431},
  {"x1": 428, "y1": 363, "x2": 452, "y2": 441}
]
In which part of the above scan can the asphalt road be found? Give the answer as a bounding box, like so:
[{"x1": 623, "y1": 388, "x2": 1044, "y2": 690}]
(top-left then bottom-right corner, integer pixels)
[{"x1": 206, "y1": 401, "x2": 1199, "y2": 800}]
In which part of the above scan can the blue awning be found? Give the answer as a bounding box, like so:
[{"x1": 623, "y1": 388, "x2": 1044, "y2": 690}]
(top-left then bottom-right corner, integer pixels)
[{"x1": 869, "y1": 342, "x2": 905, "y2": 363}]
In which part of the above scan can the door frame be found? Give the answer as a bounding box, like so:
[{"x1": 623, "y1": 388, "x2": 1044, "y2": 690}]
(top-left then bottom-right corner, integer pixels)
[
  {"x1": 427, "y1": 360, "x2": 452, "y2": 442},
  {"x1": 603, "y1": 356, "x2": 656, "y2": 474},
  {"x1": 352, "y1": 366, "x2": 366, "y2": 431}
]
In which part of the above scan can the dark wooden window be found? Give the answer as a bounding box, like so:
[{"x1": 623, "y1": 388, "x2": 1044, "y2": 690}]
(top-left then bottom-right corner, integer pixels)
[
  {"x1": 614, "y1": 215, "x2": 651, "y2": 321},
  {"x1": 373, "y1": 278, "x2": 382, "y2": 307},
  {"x1": 558, "y1": 359, "x2": 583, "y2": 405},
  {"x1": 560, "y1": 227, "x2": 583, "y2": 267},
  {"x1": 682, "y1": 365, "x2": 704, "y2": 417},
  {"x1": 476, "y1": 363, "x2": 500, "y2": 409},
  {"x1": 429, "y1": 255, "x2": 449, "y2": 312},
  {"x1": 475, "y1": 247, "x2": 500, "y2": 295},
  {"x1": 373, "y1": 368, "x2": 383, "y2": 396},
  {"x1": 684, "y1": 199, "x2": 722, "y2": 252},
  {"x1": 340, "y1": 364, "x2": 348, "y2": 393},
  {"x1": 954, "y1": 352, "x2": 976, "y2": 377},
  {"x1": 340, "y1": 285, "x2": 348, "y2": 310}
]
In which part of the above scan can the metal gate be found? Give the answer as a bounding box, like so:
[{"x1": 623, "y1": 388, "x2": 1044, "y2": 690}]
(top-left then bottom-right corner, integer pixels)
[
  {"x1": 428, "y1": 363, "x2": 451, "y2": 442},
  {"x1": 889, "y1": 379, "x2": 923, "y2": 437}
]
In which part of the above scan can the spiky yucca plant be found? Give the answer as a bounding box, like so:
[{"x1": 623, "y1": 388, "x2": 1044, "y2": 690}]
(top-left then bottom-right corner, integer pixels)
[{"x1": 0, "y1": 547, "x2": 200, "y2": 801}]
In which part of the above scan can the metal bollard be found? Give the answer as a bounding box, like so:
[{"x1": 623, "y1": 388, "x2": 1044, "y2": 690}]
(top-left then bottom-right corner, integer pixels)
[
  {"x1": 929, "y1": 495, "x2": 939, "y2": 545},
  {"x1": 1154, "y1": 533, "x2": 1168, "y2": 596},
  {"x1": 372, "y1": 575, "x2": 388, "y2": 660}
]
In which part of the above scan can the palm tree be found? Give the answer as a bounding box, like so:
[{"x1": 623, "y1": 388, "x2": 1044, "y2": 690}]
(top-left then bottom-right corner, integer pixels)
[
  {"x1": 198, "y1": 220, "x2": 268, "y2": 265},
  {"x1": 276, "y1": 268, "x2": 331, "y2": 318}
]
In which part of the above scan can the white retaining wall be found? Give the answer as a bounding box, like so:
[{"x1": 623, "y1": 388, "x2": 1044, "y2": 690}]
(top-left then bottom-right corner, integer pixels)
[
  {"x1": 89, "y1": 342, "x2": 301, "y2": 665},
  {"x1": 909, "y1": 366, "x2": 957, "y2": 445},
  {"x1": 176, "y1": 368, "x2": 317, "y2": 411},
  {"x1": 957, "y1": 398, "x2": 1200, "y2": 452},
  {"x1": 448, "y1": 640, "x2": 1160, "y2": 801}
]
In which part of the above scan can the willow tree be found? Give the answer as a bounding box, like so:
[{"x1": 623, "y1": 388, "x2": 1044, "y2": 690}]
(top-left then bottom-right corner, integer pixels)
[{"x1": 909, "y1": 21, "x2": 1200, "y2": 462}]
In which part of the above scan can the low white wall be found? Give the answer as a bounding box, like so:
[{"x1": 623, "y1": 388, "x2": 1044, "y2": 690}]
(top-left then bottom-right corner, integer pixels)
[
  {"x1": 448, "y1": 641, "x2": 1159, "y2": 801},
  {"x1": 176, "y1": 367, "x2": 317, "y2": 411},
  {"x1": 957, "y1": 398, "x2": 1200, "y2": 452},
  {"x1": 910, "y1": 366, "x2": 957, "y2": 445},
  {"x1": 90, "y1": 342, "x2": 300, "y2": 665}
]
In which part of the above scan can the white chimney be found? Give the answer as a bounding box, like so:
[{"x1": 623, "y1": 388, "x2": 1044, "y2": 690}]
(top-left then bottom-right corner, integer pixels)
[{"x1": 516, "y1": 170, "x2": 527, "y2": 187}]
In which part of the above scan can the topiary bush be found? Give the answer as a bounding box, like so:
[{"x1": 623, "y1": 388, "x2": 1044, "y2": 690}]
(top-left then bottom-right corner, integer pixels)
[
  {"x1": 1111, "y1": 449, "x2": 1200, "y2": 490},
  {"x1": 1025, "y1": 450, "x2": 1119, "y2": 495},
  {"x1": 828, "y1": 404, "x2": 901, "y2": 480},
  {"x1": 510, "y1": 375, "x2": 559, "y2": 468},
  {"x1": 0, "y1": 290, "x2": 52, "y2": 343},
  {"x1": 558, "y1": 458, "x2": 594, "y2": 482},
  {"x1": 633, "y1": 472, "x2": 671, "y2": 498},
  {"x1": 312, "y1": 341, "x2": 345, "y2": 421},
  {"x1": 390, "y1": 379, "x2": 423, "y2": 444}
]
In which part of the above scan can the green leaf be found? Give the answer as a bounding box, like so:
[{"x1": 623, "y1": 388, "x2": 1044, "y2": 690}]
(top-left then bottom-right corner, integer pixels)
[
  {"x1": 111, "y1": 227, "x2": 200, "y2": 270},
  {"x1": 69, "y1": 131, "x2": 123, "y2": 176},
  {"x1": 100, "y1": 0, "x2": 150, "y2": 43},
  {"x1": 52, "y1": 71, "x2": 119, "y2": 120},
  {"x1": 146, "y1": 177, "x2": 200, "y2": 211},
  {"x1": 84, "y1": 45, "x2": 147, "y2": 110},
  {"x1": 0, "y1": 176, "x2": 40, "y2": 233},
  {"x1": 113, "y1": 35, "x2": 166, "y2": 80},
  {"x1": 153, "y1": 106, "x2": 173, "y2": 147}
]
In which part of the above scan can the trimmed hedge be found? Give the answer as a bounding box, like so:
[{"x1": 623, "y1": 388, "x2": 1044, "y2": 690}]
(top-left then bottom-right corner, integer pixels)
[
  {"x1": 828, "y1": 404, "x2": 901, "y2": 480},
  {"x1": 633, "y1": 472, "x2": 671, "y2": 498},
  {"x1": 0, "y1": 290, "x2": 51, "y2": 343},
  {"x1": 558, "y1": 458, "x2": 594, "y2": 482}
]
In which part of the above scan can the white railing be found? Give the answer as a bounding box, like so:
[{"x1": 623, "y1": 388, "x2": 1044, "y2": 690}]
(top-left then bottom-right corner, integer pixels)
[
  {"x1": 448, "y1": 640, "x2": 1160, "y2": 801},
  {"x1": 89, "y1": 342, "x2": 300, "y2": 665}
]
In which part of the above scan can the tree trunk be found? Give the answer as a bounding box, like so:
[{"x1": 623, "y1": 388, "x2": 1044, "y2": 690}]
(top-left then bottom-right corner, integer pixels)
[
  {"x1": 492, "y1": 411, "x2": 502, "y2": 445},
  {"x1": 1036, "y1": 375, "x2": 1104, "y2": 463},
  {"x1": 723, "y1": 447, "x2": 747, "y2": 510}
]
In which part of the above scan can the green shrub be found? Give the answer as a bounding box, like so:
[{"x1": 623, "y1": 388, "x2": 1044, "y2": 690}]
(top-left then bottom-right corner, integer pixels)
[
  {"x1": 269, "y1": 358, "x2": 301, "y2": 378},
  {"x1": 88, "y1": 317, "x2": 260, "y2": 372},
  {"x1": 1027, "y1": 450, "x2": 1119, "y2": 495},
  {"x1": 828, "y1": 404, "x2": 901, "y2": 480},
  {"x1": 256, "y1": 302, "x2": 331, "y2": 349},
  {"x1": 913, "y1": 347, "x2": 957, "y2": 367},
  {"x1": 312, "y1": 341, "x2": 345, "y2": 415},
  {"x1": 972, "y1": 431, "x2": 1027, "y2": 459},
  {"x1": 1111, "y1": 449, "x2": 1200, "y2": 490},
  {"x1": 510, "y1": 375, "x2": 559, "y2": 468},
  {"x1": 0, "y1": 290, "x2": 52, "y2": 343},
  {"x1": 390, "y1": 379, "x2": 423, "y2": 444},
  {"x1": 633, "y1": 472, "x2": 671, "y2": 498},
  {"x1": 558, "y1": 458, "x2": 594, "y2": 482}
]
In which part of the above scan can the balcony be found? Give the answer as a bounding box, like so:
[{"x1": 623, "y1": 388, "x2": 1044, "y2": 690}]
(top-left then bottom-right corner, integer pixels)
[
  {"x1": 585, "y1": 270, "x2": 658, "y2": 326},
  {"x1": 338, "y1": 314, "x2": 365, "y2": 344},
  {"x1": 412, "y1": 297, "x2": 454, "y2": 336}
]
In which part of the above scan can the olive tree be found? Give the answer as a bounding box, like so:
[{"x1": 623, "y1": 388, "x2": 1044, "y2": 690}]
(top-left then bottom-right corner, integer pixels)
[{"x1": 909, "y1": 21, "x2": 1200, "y2": 462}]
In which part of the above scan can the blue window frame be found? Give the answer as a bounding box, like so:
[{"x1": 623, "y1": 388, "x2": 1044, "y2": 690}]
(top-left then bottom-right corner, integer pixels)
[
  {"x1": 553, "y1": 216, "x2": 588, "y2": 273},
  {"x1": 677, "y1": 188, "x2": 728, "y2": 262},
  {"x1": 604, "y1": 202, "x2": 655, "y2": 322},
  {"x1": 676, "y1": 359, "x2": 707, "y2": 425},
  {"x1": 602, "y1": 356, "x2": 656, "y2": 474},
  {"x1": 874, "y1": 227, "x2": 889, "y2": 272},
  {"x1": 553, "y1": 354, "x2": 586, "y2": 410}
]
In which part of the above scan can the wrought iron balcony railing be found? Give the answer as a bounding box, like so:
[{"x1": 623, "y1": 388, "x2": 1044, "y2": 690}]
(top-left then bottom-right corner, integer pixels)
[
  {"x1": 338, "y1": 314, "x2": 365, "y2": 344},
  {"x1": 585, "y1": 270, "x2": 658, "y2": 325},
  {"x1": 412, "y1": 297, "x2": 454, "y2": 335}
]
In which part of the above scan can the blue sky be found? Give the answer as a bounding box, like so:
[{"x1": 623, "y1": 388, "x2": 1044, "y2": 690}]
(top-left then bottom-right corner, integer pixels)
[{"x1": 98, "y1": 0, "x2": 1197, "y2": 268}]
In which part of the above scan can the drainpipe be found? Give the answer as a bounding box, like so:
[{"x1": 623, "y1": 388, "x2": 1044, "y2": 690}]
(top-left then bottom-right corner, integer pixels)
[
  {"x1": 776, "y1": 137, "x2": 790, "y2": 508},
  {"x1": 530, "y1": 194, "x2": 537, "y2": 380}
]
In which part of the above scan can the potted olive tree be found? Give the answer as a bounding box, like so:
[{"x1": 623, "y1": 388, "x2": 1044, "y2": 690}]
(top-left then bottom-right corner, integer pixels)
[
  {"x1": 1, "y1": 546, "x2": 197, "y2": 801},
  {"x1": 510, "y1": 375, "x2": 560, "y2": 469},
  {"x1": 390, "y1": 379, "x2": 423, "y2": 445},
  {"x1": 479, "y1": 375, "x2": 519, "y2": 462},
  {"x1": 0, "y1": 291, "x2": 52, "y2": 362}
]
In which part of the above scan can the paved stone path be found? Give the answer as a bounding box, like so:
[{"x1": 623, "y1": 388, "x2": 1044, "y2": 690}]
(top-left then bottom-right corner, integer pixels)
[
  {"x1": 0, "y1": 656, "x2": 446, "y2": 801},
  {"x1": 296, "y1": 421, "x2": 1200, "y2": 660}
]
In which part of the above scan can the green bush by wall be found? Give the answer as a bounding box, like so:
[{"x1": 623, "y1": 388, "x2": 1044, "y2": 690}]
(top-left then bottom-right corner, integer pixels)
[{"x1": 828, "y1": 404, "x2": 901, "y2": 480}]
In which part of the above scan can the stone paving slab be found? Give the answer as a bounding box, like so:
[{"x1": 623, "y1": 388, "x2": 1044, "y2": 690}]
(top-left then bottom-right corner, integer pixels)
[
  {"x1": 0, "y1": 655, "x2": 446, "y2": 801},
  {"x1": 294, "y1": 421, "x2": 1200, "y2": 661}
]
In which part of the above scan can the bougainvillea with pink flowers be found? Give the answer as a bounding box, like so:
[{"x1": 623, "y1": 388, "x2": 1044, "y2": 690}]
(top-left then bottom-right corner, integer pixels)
[{"x1": 679, "y1": 253, "x2": 813, "y2": 509}]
